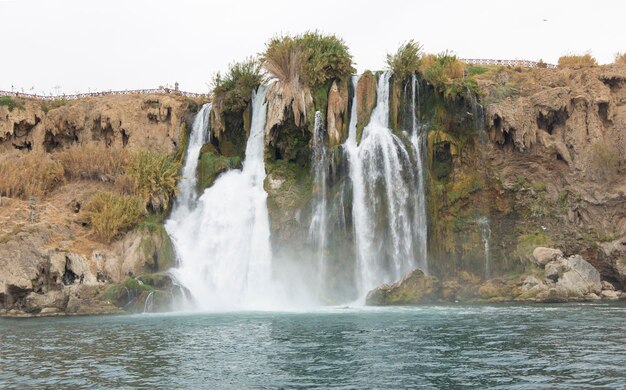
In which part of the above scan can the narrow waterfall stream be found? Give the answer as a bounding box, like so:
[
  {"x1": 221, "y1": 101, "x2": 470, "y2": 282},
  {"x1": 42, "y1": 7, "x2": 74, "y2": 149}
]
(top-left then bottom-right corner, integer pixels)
[
  {"x1": 409, "y1": 74, "x2": 428, "y2": 274},
  {"x1": 166, "y1": 86, "x2": 278, "y2": 310},
  {"x1": 308, "y1": 111, "x2": 328, "y2": 288},
  {"x1": 170, "y1": 103, "x2": 211, "y2": 220},
  {"x1": 477, "y1": 216, "x2": 492, "y2": 278},
  {"x1": 346, "y1": 72, "x2": 428, "y2": 297}
]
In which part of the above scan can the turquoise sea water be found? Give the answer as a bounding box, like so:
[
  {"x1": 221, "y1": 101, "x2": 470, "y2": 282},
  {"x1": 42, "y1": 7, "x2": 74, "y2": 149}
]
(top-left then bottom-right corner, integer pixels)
[{"x1": 2, "y1": 303, "x2": 626, "y2": 388}]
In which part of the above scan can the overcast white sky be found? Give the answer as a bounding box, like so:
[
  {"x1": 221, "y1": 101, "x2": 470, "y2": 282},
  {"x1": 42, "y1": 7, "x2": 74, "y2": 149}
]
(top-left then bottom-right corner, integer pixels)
[{"x1": 1, "y1": 0, "x2": 624, "y2": 94}]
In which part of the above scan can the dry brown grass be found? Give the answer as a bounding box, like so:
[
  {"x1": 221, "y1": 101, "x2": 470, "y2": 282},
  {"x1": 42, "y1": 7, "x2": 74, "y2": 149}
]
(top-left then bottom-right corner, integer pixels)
[
  {"x1": 0, "y1": 152, "x2": 65, "y2": 198},
  {"x1": 557, "y1": 54, "x2": 598, "y2": 68},
  {"x1": 84, "y1": 191, "x2": 146, "y2": 242},
  {"x1": 55, "y1": 144, "x2": 128, "y2": 181},
  {"x1": 615, "y1": 52, "x2": 626, "y2": 65}
]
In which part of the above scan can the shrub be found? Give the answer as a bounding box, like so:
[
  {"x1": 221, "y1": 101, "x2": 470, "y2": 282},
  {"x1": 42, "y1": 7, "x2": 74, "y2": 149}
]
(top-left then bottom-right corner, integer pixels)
[
  {"x1": 557, "y1": 54, "x2": 597, "y2": 68},
  {"x1": 211, "y1": 57, "x2": 263, "y2": 113},
  {"x1": 55, "y1": 144, "x2": 128, "y2": 180},
  {"x1": 421, "y1": 51, "x2": 467, "y2": 101},
  {"x1": 590, "y1": 141, "x2": 620, "y2": 181},
  {"x1": 261, "y1": 35, "x2": 308, "y2": 86},
  {"x1": 0, "y1": 96, "x2": 25, "y2": 111},
  {"x1": 299, "y1": 31, "x2": 354, "y2": 88},
  {"x1": 261, "y1": 32, "x2": 354, "y2": 89},
  {"x1": 467, "y1": 66, "x2": 488, "y2": 76},
  {"x1": 122, "y1": 150, "x2": 181, "y2": 212},
  {"x1": 85, "y1": 192, "x2": 145, "y2": 242},
  {"x1": 386, "y1": 40, "x2": 423, "y2": 82},
  {"x1": 615, "y1": 52, "x2": 626, "y2": 65},
  {"x1": 40, "y1": 98, "x2": 70, "y2": 114},
  {"x1": 0, "y1": 152, "x2": 64, "y2": 198}
]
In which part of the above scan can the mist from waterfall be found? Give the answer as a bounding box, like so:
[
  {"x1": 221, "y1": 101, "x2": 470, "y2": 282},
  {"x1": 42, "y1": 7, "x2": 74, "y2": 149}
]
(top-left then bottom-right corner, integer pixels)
[
  {"x1": 346, "y1": 72, "x2": 427, "y2": 297},
  {"x1": 166, "y1": 86, "x2": 280, "y2": 311}
]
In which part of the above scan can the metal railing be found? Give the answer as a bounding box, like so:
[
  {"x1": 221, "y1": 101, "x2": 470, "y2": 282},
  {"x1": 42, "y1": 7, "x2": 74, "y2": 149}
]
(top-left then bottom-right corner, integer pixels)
[
  {"x1": 0, "y1": 60, "x2": 555, "y2": 101},
  {"x1": 0, "y1": 88, "x2": 208, "y2": 101},
  {"x1": 460, "y1": 59, "x2": 556, "y2": 69}
]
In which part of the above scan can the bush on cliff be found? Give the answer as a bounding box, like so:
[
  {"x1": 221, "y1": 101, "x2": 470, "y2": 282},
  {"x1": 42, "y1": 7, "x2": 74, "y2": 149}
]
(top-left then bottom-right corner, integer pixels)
[
  {"x1": 211, "y1": 57, "x2": 263, "y2": 113},
  {"x1": 420, "y1": 51, "x2": 472, "y2": 101},
  {"x1": 0, "y1": 96, "x2": 25, "y2": 112},
  {"x1": 0, "y1": 152, "x2": 64, "y2": 198},
  {"x1": 386, "y1": 40, "x2": 423, "y2": 82},
  {"x1": 261, "y1": 32, "x2": 354, "y2": 90},
  {"x1": 120, "y1": 151, "x2": 181, "y2": 213},
  {"x1": 615, "y1": 52, "x2": 626, "y2": 65},
  {"x1": 85, "y1": 192, "x2": 146, "y2": 243},
  {"x1": 557, "y1": 54, "x2": 598, "y2": 68},
  {"x1": 40, "y1": 98, "x2": 70, "y2": 114}
]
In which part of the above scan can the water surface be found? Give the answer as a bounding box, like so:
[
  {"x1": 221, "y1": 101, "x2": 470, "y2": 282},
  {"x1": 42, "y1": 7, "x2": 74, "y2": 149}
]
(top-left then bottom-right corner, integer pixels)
[{"x1": 2, "y1": 304, "x2": 626, "y2": 388}]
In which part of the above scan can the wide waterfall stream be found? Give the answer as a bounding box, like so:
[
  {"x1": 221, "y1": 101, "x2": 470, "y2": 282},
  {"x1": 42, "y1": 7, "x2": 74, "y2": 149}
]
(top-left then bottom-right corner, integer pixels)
[
  {"x1": 165, "y1": 73, "x2": 432, "y2": 308},
  {"x1": 346, "y1": 71, "x2": 428, "y2": 296},
  {"x1": 166, "y1": 86, "x2": 281, "y2": 310}
]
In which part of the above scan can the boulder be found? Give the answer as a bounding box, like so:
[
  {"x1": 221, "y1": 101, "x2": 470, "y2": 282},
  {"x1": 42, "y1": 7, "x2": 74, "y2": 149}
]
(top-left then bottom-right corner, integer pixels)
[
  {"x1": 23, "y1": 290, "x2": 68, "y2": 314},
  {"x1": 536, "y1": 286, "x2": 569, "y2": 303},
  {"x1": 366, "y1": 269, "x2": 439, "y2": 305},
  {"x1": 601, "y1": 290, "x2": 620, "y2": 300},
  {"x1": 601, "y1": 281, "x2": 616, "y2": 291},
  {"x1": 558, "y1": 255, "x2": 602, "y2": 296},
  {"x1": 442, "y1": 280, "x2": 461, "y2": 301},
  {"x1": 521, "y1": 275, "x2": 544, "y2": 291},
  {"x1": 532, "y1": 247, "x2": 563, "y2": 267}
]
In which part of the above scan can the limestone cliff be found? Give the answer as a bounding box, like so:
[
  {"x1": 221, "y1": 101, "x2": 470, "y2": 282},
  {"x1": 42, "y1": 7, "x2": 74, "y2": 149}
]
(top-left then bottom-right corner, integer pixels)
[
  {"x1": 0, "y1": 94, "x2": 199, "y2": 316},
  {"x1": 422, "y1": 64, "x2": 626, "y2": 294}
]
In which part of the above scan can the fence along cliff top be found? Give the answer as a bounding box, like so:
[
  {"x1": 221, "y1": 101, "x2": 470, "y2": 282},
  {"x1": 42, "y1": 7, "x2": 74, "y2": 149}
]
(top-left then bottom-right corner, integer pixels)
[
  {"x1": 0, "y1": 88, "x2": 208, "y2": 101},
  {"x1": 0, "y1": 59, "x2": 556, "y2": 101}
]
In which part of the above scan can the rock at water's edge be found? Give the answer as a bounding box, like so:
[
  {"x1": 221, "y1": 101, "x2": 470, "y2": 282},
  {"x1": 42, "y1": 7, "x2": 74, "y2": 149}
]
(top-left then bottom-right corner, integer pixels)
[{"x1": 366, "y1": 269, "x2": 439, "y2": 306}]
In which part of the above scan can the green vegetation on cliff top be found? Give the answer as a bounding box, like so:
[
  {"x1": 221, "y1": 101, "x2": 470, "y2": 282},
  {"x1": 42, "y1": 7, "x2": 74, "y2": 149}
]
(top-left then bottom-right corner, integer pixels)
[
  {"x1": 261, "y1": 31, "x2": 354, "y2": 91},
  {"x1": 386, "y1": 40, "x2": 423, "y2": 83},
  {"x1": 211, "y1": 57, "x2": 263, "y2": 113}
]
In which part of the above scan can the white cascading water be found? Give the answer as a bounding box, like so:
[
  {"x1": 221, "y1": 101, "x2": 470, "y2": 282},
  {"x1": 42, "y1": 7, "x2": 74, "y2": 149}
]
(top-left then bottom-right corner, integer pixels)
[
  {"x1": 477, "y1": 216, "x2": 492, "y2": 279},
  {"x1": 409, "y1": 74, "x2": 429, "y2": 273},
  {"x1": 169, "y1": 103, "x2": 211, "y2": 221},
  {"x1": 308, "y1": 111, "x2": 328, "y2": 287},
  {"x1": 346, "y1": 72, "x2": 427, "y2": 296},
  {"x1": 166, "y1": 86, "x2": 277, "y2": 310}
]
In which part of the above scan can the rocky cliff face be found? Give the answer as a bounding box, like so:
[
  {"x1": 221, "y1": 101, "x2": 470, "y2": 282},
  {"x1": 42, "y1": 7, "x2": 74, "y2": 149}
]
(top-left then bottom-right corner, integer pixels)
[
  {"x1": 2, "y1": 64, "x2": 625, "y2": 314},
  {"x1": 0, "y1": 94, "x2": 199, "y2": 316},
  {"x1": 483, "y1": 66, "x2": 626, "y2": 280},
  {"x1": 1, "y1": 94, "x2": 197, "y2": 153},
  {"x1": 417, "y1": 64, "x2": 626, "y2": 302}
]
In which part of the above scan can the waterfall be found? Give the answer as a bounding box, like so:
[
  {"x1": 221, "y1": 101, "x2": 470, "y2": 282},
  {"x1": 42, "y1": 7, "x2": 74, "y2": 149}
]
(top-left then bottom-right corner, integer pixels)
[
  {"x1": 166, "y1": 86, "x2": 277, "y2": 310},
  {"x1": 409, "y1": 74, "x2": 428, "y2": 273},
  {"x1": 143, "y1": 291, "x2": 155, "y2": 313},
  {"x1": 308, "y1": 111, "x2": 328, "y2": 288},
  {"x1": 477, "y1": 216, "x2": 492, "y2": 278},
  {"x1": 170, "y1": 103, "x2": 211, "y2": 220},
  {"x1": 346, "y1": 72, "x2": 426, "y2": 296}
]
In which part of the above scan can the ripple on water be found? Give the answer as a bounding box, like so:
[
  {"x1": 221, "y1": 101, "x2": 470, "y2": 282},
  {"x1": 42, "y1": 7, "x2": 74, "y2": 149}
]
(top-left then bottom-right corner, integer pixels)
[{"x1": 1, "y1": 304, "x2": 626, "y2": 388}]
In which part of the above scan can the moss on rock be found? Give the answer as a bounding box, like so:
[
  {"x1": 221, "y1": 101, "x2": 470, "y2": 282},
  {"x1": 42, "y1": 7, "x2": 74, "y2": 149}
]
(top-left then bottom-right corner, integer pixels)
[
  {"x1": 196, "y1": 150, "x2": 242, "y2": 191},
  {"x1": 366, "y1": 269, "x2": 440, "y2": 305}
]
